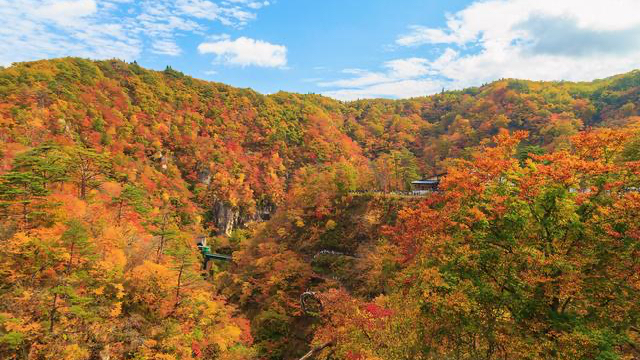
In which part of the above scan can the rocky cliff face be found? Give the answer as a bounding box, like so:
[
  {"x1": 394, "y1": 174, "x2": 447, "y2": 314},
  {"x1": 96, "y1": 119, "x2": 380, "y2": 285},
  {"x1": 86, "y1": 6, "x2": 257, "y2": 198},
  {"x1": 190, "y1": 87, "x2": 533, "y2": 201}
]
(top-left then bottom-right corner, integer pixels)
[
  {"x1": 211, "y1": 201, "x2": 240, "y2": 236},
  {"x1": 211, "y1": 200, "x2": 274, "y2": 236}
]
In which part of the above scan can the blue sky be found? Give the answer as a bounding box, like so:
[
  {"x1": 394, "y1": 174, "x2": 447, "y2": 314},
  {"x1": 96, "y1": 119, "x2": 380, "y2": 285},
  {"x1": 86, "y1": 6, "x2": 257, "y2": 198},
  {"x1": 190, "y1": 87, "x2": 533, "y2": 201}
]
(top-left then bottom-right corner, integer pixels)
[{"x1": 2, "y1": 0, "x2": 640, "y2": 100}]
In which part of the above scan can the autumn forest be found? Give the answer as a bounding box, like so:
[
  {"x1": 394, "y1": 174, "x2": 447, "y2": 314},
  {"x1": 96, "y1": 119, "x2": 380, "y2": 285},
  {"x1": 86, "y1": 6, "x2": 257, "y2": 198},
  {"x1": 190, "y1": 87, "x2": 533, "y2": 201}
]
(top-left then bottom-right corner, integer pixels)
[{"x1": 0, "y1": 58, "x2": 639, "y2": 360}]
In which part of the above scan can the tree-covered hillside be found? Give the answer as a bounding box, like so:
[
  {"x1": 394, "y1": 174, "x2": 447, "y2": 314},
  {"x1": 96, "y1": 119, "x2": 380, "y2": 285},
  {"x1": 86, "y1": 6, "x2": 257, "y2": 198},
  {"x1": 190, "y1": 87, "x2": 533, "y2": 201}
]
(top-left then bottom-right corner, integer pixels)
[{"x1": 0, "y1": 58, "x2": 639, "y2": 359}]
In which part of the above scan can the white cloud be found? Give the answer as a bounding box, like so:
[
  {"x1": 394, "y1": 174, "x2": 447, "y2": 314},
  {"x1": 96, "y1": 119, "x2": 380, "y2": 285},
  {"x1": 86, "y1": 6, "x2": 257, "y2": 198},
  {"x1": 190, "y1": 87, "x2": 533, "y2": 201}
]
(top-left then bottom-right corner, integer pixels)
[
  {"x1": 224, "y1": 0, "x2": 269, "y2": 9},
  {"x1": 385, "y1": 58, "x2": 432, "y2": 78},
  {"x1": 396, "y1": 25, "x2": 464, "y2": 46},
  {"x1": 318, "y1": 57, "x2": 444, "y2": 100},
  {"x1": 198, "y1": 36, "x2": 287, "y2": 67},
  {"x1": 151, "y1": 39, "x2": 182, "y2": 56},
  {"x1": 396, "y1": 0, "x2": 640, "y2": 86},
  {"x1": 0, "y1": 0, "x2": 271, "y2": 65},
  {"x1": 323, "y1": 79, "x2": 443, "y2": 101},
  {"x1": 0, "y1": 0, "x2": 141, "y2": 64},
  {"x1": 175, "y1": 0, "x2": 221, "y2": 20},
  {"x1": 31, "y1": 0, "x2": 98, "y2": 25},
  {"x1": 324, "y1": 0, "x2": 640, "y2": 100},
  {"x1": 319, "y1": 69, "x2": 389, "y2": 88},
  {"x1": 246, "y1": 1, "x2": 269, "y2": 10}
]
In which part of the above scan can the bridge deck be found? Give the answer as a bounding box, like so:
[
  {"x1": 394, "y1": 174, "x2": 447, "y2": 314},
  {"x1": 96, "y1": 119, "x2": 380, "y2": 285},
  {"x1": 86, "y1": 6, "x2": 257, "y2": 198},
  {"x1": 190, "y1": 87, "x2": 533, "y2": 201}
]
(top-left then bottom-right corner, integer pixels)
[{"x1": 204, "y1": 253, "x2": 232, "y2": 261}]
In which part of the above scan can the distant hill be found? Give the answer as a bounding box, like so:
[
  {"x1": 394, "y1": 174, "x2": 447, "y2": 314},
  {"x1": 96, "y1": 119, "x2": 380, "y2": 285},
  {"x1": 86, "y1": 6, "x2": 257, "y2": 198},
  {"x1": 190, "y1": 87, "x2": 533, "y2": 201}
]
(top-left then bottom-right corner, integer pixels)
[{"x1": 1, "y1": 58, "x2": 639, "y2": 234}]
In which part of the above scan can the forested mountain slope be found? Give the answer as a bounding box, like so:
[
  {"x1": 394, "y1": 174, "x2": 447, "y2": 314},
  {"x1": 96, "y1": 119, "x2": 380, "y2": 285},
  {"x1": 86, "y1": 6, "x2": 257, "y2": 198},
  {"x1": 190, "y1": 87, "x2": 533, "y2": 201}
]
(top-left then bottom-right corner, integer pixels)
[
  {"x1": 1, "y1": 58, "x2": 639, "y2": 225},
  {"x1": 0, "y1": 58, "x2": 639, "y2": 359}
]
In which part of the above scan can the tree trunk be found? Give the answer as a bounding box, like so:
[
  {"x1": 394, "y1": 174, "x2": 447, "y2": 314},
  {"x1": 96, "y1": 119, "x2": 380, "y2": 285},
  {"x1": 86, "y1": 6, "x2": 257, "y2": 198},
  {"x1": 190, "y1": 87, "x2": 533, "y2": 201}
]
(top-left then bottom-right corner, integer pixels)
[
  {"x1": 298, "y1": 341, "x2": 334, "y2": 360},
  {"x1": 80, "y1": 176, "x2": 87, "y2": 199},
  {"x1": 49, "y1": 293, "x2": 58, "y2": 333},
  {"x1": 155, "y1": 214, "x2": 168, "y2": 263},
  {"x1": 156, "y1": 238, "x2": 164, "y2": 263},
  {"x1": 67, "y1": 241, "x2": 75, "y2": 273},
  {"x1": 174, "y1": 262, "x2": 184, "y2": 311},
  {"x1": 117, "y1": 199, "x2": 124, "y2": 225},
  {"x1": 22, "y1": 201, "x2": 28, "y2": 230}
]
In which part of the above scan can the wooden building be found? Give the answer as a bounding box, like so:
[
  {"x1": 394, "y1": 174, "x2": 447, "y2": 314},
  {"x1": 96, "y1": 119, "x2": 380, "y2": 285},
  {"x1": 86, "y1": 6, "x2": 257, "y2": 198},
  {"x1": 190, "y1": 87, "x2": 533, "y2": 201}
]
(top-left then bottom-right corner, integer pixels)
[{"x1": 411, "y1": 173, "x2": 446, "y2": 194}]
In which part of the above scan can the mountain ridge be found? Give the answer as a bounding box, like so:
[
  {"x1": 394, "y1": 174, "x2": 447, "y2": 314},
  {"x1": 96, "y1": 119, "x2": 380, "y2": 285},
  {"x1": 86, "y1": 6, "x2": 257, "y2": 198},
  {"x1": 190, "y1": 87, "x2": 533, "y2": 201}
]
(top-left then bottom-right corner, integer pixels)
[
  {"x1": 1, "y1": 57, "x2": 640, "y2": 359},
  {"x1": 2, "y1": 57, "x2": 640, "y2": 234}
]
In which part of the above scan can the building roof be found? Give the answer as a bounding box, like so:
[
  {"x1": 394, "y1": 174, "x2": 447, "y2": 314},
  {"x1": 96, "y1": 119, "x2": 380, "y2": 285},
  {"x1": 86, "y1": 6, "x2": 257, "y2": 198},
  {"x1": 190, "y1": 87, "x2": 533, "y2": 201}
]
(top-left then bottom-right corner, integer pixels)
[{"x1": 411, "y1": 180, "x2": 439, "y2": 185}]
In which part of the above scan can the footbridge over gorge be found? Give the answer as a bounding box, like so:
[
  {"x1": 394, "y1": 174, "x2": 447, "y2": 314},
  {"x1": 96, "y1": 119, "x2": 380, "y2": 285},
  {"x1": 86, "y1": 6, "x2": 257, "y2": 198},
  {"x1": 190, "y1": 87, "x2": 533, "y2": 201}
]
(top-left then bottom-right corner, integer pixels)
[
  {"x1": 195, "y1": 236, "x2": 364, "y2": 359},
  {"x1": 196, "y1": 236, "x2": 232, "y2": 267}
]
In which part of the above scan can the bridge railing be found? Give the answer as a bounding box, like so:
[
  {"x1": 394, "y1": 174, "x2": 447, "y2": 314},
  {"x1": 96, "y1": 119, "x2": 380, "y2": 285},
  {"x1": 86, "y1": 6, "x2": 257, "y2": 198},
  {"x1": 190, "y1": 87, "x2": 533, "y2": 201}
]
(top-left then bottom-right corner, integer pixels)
[{"x1": 347, "y1": 189, "x2": 441, "y2": 197}]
